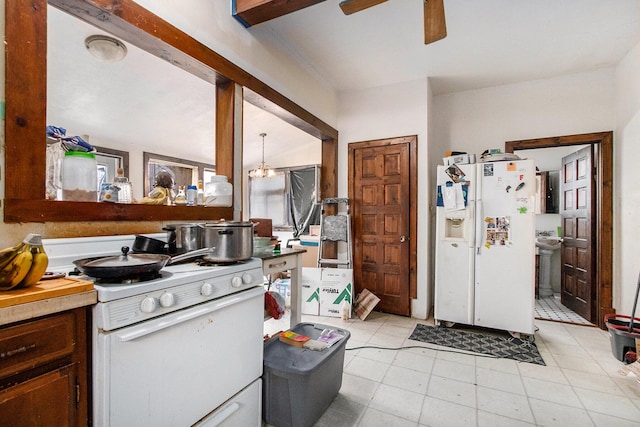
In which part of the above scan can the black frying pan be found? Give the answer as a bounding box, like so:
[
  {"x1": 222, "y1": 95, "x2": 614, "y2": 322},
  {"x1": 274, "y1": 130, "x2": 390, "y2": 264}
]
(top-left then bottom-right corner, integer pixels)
[
  {"x1": 132, "y1": 234, "x2": 167, "y2": 254},
  {"x1": 73, "y1": 247, "x2": 211, "y2": 279}
]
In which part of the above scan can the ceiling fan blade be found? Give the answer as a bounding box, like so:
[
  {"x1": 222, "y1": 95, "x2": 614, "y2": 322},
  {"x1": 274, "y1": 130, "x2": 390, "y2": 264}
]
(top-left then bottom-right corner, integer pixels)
[
  {"x1": 339, "y1": 0, "x2": 388, "y2": 15},
  {"x1": 424, "y1": 0, "x2": 447, "y2": 45}
]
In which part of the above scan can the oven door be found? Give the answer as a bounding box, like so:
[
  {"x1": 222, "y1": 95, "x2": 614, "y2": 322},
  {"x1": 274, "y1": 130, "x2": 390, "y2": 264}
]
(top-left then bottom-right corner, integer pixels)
[{"x1": 93, "y1": 286, "x2": 264, "y2": 427}]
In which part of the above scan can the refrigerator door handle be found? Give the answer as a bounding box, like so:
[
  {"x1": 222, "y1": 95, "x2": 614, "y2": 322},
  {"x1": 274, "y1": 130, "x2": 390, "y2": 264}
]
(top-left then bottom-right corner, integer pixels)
[{"x1": 475, "y1": 199, "x2": 484, "y2": 255}]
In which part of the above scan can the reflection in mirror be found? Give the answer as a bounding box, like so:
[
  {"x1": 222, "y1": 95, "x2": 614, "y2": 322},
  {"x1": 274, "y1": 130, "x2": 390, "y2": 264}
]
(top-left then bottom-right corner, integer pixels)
[
  {"x1": 95, "y1": 146, "x2": 130, "y2": 194},
  {"x1": 143, "y1": 152, "x2": 215, "y2": 196},
  {"x1": 46, "y1": 5, "x2": 216, "y2": 202},
  {"x1": 4, "y1": 0, "x2": 337, "y2": 223}
]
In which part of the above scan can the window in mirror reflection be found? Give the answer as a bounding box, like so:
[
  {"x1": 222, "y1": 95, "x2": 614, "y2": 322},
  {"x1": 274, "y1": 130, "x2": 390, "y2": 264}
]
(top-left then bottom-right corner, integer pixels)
[{"x1": 144, "y1": 152, "x2": 215, "y2": 198}]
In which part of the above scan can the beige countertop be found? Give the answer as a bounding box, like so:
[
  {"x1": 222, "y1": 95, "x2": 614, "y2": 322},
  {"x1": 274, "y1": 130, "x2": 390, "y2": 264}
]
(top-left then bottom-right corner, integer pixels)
[{"x1": 1, "y1": 283, "x2": 97, "y2": 326}]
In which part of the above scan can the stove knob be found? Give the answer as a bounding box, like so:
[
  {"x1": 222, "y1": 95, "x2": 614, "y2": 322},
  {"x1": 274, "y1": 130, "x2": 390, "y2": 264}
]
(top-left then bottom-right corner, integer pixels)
[
  {"x1": 201, "y1": 282, "x2": 213, "y2": 296},
  {"x1": 242, "y1": 272, "x2": 254, "y2": 284},
  {"x1": 159, "y1": 292, "x2": 175, "y2": 308},
  {"x1": 140, "y1": 297, "x2": 158, "y2": 313},
  {"x1": 231, "y1": 276, "x2": 243, "y2": 288}
]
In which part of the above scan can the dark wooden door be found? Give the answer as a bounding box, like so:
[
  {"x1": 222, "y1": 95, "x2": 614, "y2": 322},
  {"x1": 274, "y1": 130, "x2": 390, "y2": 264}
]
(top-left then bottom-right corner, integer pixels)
[
  {"x1": 350, "y1": 137, "x2": 412, "y2": 316},
  {"x1": 560, "y1": 146, "x2": 595, "y2": 321}
]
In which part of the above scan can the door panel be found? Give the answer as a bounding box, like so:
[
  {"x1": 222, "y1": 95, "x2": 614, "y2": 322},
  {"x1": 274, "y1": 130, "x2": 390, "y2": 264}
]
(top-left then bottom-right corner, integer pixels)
[
  {"x1": 0, "y1": 365, "x2": 75, "y2": 427},
  {"x1": 350, "y1": 137, "x2": 414, "y2": 316},
  {"x1": 561, "y1": 146, "x2": 595, "y2": 321}
]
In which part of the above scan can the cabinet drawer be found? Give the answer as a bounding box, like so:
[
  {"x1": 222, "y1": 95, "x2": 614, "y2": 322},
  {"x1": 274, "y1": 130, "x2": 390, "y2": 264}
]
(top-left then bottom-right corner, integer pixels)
[
  {"x1": 0, "y1": 312, "x2": 75, "y2": 379},
  {"x1": 262, "y1": 254, "x2": 298, "y2": 275}
]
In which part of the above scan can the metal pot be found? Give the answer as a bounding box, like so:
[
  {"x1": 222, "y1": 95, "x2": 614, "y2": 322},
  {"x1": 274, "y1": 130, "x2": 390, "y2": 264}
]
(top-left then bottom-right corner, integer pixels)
[
  {"x1": 73, "y1": 247, "x2": 212, "y2": 279},
  {"x1": 132, "y1": 234, "x2": 167, "y2": 254},
  {"x1": 202, "y1": 220, "x2": 254, "y2": 262},
  {"x1": 171, "y1": 223, "x2": 204, "y2": 253}
]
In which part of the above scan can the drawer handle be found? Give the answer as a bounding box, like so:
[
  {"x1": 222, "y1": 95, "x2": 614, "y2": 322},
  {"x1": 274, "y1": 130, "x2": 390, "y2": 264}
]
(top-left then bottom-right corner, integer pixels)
[
  {"x1": 1, "y1": 343, "x2": 36, "y2": 359},
  {"x1": 268, "y1": 261, "x2": 287, "y2": 269}
]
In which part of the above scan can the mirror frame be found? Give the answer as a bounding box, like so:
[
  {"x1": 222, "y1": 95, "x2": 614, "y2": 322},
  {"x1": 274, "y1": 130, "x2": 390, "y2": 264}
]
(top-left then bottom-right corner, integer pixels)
[{"x1": 4, "y1": 0, "x2": 338, "y2": 223}]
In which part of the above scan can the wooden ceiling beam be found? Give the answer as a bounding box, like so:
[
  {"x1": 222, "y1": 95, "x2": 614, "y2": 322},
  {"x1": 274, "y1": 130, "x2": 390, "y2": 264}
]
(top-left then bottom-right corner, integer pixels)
[
  {"x1": 232, "y1": 0, "x2": 326, "y2": 27},
  {"x1": 339, "y1": 0, "x2": 388, "y2": 15}
]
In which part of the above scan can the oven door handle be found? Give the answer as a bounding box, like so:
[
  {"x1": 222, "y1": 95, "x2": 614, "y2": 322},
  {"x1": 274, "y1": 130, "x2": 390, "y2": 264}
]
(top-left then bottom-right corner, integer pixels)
[{"x1": 117, "y1": 287, "x2": 262, "y2": 342}]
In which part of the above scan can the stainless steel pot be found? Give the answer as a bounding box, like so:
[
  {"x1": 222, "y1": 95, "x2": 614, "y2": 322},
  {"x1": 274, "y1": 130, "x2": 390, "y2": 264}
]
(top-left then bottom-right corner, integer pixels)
[
  {"x1": 172, "y1": 223, "x2": 204, "y2": 253},
  {"x1": 202, "y1": 221, "x2": 254, "y2": 262}
]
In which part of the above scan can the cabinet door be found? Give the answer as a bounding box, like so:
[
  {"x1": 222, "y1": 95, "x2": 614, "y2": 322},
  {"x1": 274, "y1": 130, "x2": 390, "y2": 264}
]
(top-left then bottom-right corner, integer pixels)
[{"x1": 0, "y1": 364, "x2": 76, "y2": 427}]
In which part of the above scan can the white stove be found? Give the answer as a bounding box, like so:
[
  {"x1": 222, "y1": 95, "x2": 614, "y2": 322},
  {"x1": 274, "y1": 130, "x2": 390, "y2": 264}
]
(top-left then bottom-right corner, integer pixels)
[
  {"x1": 43, "y1": 234, "x2": 265, "y2": 427},
  {"x1": 90, "y1": 258, "x2": 262, "y2": 331}
]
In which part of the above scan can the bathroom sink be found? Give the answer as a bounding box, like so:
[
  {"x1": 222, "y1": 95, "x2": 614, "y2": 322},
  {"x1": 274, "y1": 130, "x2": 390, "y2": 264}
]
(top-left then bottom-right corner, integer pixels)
[{"x1": 535, "y1": 237, "x2": 562, "y2": 251}]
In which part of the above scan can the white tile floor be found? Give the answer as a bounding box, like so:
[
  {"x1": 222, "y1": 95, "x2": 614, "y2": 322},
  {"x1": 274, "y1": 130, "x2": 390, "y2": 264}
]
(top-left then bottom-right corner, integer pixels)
[
  {"x1": 535, "y1": 294, "x2": 593, "y2": 326},
  {"x1": 264, "y1": 311, "x2": 640, "y2": 427}
]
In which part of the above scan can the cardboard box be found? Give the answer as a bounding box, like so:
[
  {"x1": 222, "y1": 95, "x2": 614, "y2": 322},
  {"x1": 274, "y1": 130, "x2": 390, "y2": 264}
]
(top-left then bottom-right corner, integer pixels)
[
  {"x1": 443, "y1": 154, "x2": 475, "y2": 166},
  {"x1": 319, "y1": 268, "x2": 353, "y2": 317},
  {"x1": 301, "y1": 267, "x2": 321, "y2": 315},
  {"x1": 353, "y1": 288, "x2": 381, "y2": 320},
  {"x1": 292, "y1": 244, "x2": 318, "y2": 268}
]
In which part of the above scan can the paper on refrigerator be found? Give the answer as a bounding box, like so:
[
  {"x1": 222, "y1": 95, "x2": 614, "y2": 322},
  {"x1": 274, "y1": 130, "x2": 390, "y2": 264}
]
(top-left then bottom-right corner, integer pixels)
[{"x1": 443, "y1": 182, "x2": 466, "y2": 211}]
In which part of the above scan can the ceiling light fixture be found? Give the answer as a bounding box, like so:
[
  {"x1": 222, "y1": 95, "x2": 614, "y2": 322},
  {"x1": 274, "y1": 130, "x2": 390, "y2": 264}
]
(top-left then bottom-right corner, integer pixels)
[
  {"x1": 85, "y1": 35, "x2": 128, "y2": 63},
  {"x1": 248, "y1": 133, "x2": 275, "y2": 178}
]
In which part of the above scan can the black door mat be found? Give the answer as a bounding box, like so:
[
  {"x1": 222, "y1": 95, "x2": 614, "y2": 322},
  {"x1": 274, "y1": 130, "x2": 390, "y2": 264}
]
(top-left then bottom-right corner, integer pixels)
[{"x1": 408, "y1": 324, "x2": 545, "y2": 365}]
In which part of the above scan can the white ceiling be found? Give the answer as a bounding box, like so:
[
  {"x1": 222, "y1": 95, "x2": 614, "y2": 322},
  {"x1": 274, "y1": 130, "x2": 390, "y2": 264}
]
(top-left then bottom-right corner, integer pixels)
[
  {"x1": 256, "y1": 0, "x2": 640, "y2": 95},
  {"x1": 46, "y1": 6, "x2": 320, "y2": 170},
  {"x1": 47, "y1": 1, "x2": 640, "y2": 171}
]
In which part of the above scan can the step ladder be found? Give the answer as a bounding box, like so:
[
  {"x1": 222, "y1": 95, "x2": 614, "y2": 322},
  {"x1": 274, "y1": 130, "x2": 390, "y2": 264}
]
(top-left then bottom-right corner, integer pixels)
[{"x1": 317, "y1": 198, "x2": 352, "y2": 269}]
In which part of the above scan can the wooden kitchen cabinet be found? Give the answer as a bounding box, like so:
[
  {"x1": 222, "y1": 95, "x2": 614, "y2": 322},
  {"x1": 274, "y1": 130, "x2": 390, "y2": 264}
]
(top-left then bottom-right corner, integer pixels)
[{"x1": 0, "y1": 307, "x2": 89, "y2": 427}]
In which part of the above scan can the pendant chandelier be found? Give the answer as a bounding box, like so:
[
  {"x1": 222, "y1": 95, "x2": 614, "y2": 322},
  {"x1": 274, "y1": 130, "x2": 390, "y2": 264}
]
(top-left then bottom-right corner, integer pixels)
[{"x1": 248, "y1": 132, "x2": 275, "y2": 178}]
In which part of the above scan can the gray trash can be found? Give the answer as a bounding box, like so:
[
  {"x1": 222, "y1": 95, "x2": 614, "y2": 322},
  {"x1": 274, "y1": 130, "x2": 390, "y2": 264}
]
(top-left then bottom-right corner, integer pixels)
[{"x1": 262, "y1": 322, "x2": 350, "y2": 427}]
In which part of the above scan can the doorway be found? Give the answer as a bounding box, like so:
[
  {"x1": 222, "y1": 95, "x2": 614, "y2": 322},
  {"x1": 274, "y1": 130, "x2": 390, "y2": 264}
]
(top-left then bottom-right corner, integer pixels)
[
  {"x1": 348, "y1": 135, "x2": 418, "y2": 316},
  {"x1": 505, "y1": 131, "x2": 614, "y2": 329}
]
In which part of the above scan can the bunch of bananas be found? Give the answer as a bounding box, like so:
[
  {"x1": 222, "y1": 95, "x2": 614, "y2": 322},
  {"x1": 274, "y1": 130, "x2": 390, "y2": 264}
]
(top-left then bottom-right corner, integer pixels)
[{"x1": 0, "y1": 234, "x2": 49, "y2": 291}]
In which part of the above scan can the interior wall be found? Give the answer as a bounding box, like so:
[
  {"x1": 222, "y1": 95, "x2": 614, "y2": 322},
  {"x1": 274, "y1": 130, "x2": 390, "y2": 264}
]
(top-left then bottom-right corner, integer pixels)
[
  {"x1": 337, "y1": 79, "x2": 430, "y2": 319},
  {"x1": 614, "y1": 40, "x2": 640, "y2": 314},
  {"x1": 426, "y1": 80, "x2": 436, "y2": 318},
  {"x1": 431, "y1": 68, "x2": 616, "y2": 156}
]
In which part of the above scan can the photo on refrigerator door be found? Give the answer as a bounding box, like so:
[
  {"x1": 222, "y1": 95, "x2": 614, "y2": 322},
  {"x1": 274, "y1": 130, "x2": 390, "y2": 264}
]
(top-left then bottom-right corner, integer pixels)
[
  {"x1": 445, "y1": 164, "x2": 466, "y2": 183},
  {"x1": 485, "y1": 216, "x2": 510, "y2": 247}
]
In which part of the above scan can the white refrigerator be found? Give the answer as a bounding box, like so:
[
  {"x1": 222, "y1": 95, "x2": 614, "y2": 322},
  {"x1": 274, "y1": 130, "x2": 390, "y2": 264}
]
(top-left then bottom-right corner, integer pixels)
[{"x1": 434, "y1": 159, "x2": 536, "y2": 336}]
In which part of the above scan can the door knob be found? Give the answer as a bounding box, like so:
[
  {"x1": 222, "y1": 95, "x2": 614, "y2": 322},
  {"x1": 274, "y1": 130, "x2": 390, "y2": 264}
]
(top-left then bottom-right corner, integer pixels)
[{"x1": 400, "y1": 235, "x2": 407, "y2": 243}]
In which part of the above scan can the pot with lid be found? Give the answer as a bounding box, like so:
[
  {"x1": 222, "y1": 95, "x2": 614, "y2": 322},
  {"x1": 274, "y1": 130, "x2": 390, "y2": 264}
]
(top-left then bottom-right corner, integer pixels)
[
  {"x1": 73, "y1": 246, "x2": 212, "y2": 279},
  {"x1": 202, "y1": 220, "x2": 254, "y2": 262}
]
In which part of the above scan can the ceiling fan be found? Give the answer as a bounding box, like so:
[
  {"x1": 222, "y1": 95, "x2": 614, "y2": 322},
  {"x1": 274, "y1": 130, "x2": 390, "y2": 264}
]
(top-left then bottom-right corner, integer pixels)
[{"x1": 339, "y1": 0, "x2": 446, "y2": 45}]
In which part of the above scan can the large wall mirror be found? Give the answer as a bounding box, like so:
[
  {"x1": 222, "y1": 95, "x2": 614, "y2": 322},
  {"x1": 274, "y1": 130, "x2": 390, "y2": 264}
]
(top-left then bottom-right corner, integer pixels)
[
  {"x1": 47, "y1": 4, "x2": 217, "y2": 202},
  {"x1": 4, "y1": 0, "x2": 338, "y2": 223}
]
